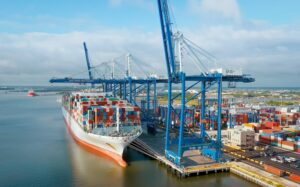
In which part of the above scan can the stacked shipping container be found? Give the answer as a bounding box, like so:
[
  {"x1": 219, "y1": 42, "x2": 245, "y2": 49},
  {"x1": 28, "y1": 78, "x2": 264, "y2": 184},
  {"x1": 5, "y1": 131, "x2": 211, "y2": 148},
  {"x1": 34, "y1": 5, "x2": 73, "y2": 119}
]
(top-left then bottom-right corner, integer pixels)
[
  {"x1": 64, "y1": 94, "x2": 141, "y2": 132},
  {"x1": 257, "y1": 125, "x2": 300, "y2": 153}
]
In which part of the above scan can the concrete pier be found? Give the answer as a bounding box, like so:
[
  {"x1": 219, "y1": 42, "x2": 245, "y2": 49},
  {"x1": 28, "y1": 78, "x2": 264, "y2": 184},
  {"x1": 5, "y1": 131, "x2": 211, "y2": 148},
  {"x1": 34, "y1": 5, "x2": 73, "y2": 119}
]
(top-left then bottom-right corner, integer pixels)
[
  {"x1": 130, "y1": 133, "x2": 299, "y2": 186},
  {"x1": 130, "y1": 133, "x2": 230, "y2": 178}
]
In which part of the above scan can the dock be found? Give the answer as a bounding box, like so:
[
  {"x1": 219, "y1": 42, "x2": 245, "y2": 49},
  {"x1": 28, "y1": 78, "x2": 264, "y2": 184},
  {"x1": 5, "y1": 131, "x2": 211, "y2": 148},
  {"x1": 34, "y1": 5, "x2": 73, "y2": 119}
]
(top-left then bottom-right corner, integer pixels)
[
  {"x1": 230, "y1": 162, "x2": 298, "y2": 187},
  {"x1": 129, "y1": 132, "x2": 230, "y2": 178},
  {"x1": 129, "y1": 132, "x2": 300, "y2": 186}
]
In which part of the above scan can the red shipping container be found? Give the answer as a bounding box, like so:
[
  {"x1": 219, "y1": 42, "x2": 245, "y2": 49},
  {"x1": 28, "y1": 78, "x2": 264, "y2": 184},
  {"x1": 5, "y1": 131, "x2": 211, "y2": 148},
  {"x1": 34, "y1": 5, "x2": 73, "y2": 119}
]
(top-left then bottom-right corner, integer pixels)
[
  {"x1": 272, "y1": 126, "x2": 282, "y2": 131},
  {"x1": 260, "y1": 137, "x2": 271, "y2": 141},
  {"x1": 242, "y1": 114, "x2": 248, "y2": 123},
  {"x1": 265, "y1": 121, "x2": 279, "y2": 128},
  {"x1": 264, "y1": 164, "x2": 284, "y2": 177},
  {"x1": 96, "y1": 101, "x2": 106, "y2": 105},
  {"x1": 127, "y1": 115, "x2": 136, "y2": 120},
  {"x1": 107, "y1": 110, "x2": 113, "y2": 116},
  {"x1": 289, "y1": 174, "x2": 300, "y2": 184},
  {"x1": 188, "y1": 123, "x2": 193, "y2": 128},
  {"x1": 82, "y1": 106, "x2": 88, "y2": 113},
  {"x1": 134, "y1": 107, "x2": 140, "y2": 112},
  {"x1": 261, "y1": 129, "x2": 276, "y2": 134},
  {"x1": 260, "y1": 139, "x2": 271, "y2": 144}
]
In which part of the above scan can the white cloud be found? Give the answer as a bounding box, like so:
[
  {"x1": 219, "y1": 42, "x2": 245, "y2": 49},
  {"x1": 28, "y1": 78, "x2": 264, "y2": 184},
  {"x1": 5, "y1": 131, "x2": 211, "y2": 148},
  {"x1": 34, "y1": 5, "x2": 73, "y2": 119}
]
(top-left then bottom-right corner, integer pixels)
[
  {"x1": 188, "y1": 0, "x2": 241, "y2": 22},
  {"x1": 184, "y1": 26, "x2": 300, "y2": 86},
  {"x1": 0, "y1": 30, "x2": 164, "y2": 85},
  {"x1": 0, "y1": 24, "x2": 300, "y2": 86}
]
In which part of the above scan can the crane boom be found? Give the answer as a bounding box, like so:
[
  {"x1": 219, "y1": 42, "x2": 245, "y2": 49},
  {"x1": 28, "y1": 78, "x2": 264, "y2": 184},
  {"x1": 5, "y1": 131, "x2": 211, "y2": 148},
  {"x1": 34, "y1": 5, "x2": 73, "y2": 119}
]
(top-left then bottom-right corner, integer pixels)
[
  {"x1": 83, "y1": 42, "x2": 94, "y2": 87},
  {"x1": 157, "y1": 0, "x2": 177, "y2": 80}
]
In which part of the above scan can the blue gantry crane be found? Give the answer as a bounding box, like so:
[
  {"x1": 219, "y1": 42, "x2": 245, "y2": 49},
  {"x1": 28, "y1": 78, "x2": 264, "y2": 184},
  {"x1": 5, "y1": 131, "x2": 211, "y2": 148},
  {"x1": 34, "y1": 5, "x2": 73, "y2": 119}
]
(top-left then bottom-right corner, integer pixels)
[
  {"x1": 83, "y1": 42, "x2": 95, "y2": 88},
  {"x1": 157, "y1": 0, "x2": 225, "y2": 164},
  {"x1": 49, "y1": 0, "x2": 255, "y2": 166}
]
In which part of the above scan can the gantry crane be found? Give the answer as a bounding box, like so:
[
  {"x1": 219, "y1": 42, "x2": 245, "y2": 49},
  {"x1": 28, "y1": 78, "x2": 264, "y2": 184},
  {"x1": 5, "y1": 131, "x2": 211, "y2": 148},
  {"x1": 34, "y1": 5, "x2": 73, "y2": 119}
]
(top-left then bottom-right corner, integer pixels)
[
  {"x1": 49, "y1": 0, "x2": 255, "y2": 166},
  {"x1": 83, "y1": 42, "x2": 94, "y2": 88}
]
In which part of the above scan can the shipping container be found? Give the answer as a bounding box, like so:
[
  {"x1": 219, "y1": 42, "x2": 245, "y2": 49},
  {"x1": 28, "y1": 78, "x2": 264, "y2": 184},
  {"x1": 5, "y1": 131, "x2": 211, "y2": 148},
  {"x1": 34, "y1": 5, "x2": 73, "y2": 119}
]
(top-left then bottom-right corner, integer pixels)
[
  {"x1": 272, "y1": 126, "x2": 282, "y2": 131},
  {"x1": 264, "y1": 164, "x2": 284, "y2": 177},
  {"x1": 265, "y1": 121, "x2": 279, "y2": 128},
  {"x1": 281, "y1": 140, "x2": 295, "y2": 151},
  {"x1": 260, "y1": 129, "x2": 277, "y2": 134},
  {"x1": 289, "y1": 173, "x2": 300, "y2": 184}
]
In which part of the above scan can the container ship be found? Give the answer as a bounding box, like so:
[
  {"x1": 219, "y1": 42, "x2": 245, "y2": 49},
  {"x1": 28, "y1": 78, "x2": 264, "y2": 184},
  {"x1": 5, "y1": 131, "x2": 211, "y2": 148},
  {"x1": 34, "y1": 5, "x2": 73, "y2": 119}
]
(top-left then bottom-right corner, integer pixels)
[{"x1": 62, "y1": 91, "x2": 142, "y2": 167}]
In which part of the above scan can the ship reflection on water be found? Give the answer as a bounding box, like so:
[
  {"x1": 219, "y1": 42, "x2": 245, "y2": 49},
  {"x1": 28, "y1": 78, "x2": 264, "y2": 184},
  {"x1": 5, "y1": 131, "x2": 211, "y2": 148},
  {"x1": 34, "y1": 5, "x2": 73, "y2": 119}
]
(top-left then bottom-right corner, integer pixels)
[{"x1": 66, "y1": 133, "x2": 125, "y2": 187}]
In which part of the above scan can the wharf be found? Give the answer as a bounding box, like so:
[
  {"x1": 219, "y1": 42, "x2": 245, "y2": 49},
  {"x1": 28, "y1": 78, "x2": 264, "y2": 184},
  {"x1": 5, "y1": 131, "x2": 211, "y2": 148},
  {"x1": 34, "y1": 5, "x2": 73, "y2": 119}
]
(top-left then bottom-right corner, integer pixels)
[
  {"x1": 230, "y1": 162, "x2": 298, "y2": 187},
  {"x1": 129, "y1": 132, "x2": 230, "y2": 178},
  {"x1": 129, "y1": 134, "x2": 299, "y2": 186}
]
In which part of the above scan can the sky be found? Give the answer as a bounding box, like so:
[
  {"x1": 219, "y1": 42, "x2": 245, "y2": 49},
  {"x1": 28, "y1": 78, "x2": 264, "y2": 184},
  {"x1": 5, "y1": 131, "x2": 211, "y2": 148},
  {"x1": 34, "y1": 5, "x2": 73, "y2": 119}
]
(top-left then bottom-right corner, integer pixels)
[{"x1": 0, "y1": 0, "x2": 299, "y2": 87}]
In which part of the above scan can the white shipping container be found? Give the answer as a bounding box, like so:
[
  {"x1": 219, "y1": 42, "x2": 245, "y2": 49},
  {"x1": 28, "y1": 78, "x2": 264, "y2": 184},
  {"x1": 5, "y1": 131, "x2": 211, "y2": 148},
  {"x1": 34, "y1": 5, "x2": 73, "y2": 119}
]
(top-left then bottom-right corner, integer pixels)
[
  {"x1": 209, "y1": 68, "x2": 242, "y2": 76},
  {"x1": 282, "y1": 144, "x2": 294, "y2": 151},
  {"x1": 255, "y1": 134, "x2": 260, "y2": 142}
]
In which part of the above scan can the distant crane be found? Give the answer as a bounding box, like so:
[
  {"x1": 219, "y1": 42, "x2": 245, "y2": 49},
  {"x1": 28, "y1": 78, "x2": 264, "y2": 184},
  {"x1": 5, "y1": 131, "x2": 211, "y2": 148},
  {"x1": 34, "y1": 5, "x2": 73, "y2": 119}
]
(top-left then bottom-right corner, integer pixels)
[{"x1": 83, "y1": 42, "x2": 95, "y2": 88}]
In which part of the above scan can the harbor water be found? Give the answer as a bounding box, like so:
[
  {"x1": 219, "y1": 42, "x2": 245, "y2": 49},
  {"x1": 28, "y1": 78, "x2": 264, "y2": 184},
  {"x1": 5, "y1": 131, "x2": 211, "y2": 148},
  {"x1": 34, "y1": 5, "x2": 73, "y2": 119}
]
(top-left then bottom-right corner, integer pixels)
[{"x1": 0, "y1": 92, "x2": 257, "y2": 187}]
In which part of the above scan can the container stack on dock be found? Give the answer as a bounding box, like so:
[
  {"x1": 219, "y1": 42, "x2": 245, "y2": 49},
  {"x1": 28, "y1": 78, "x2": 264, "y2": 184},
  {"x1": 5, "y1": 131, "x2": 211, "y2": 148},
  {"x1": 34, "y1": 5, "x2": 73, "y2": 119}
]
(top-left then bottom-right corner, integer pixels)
[
  {"x1": 157, "y1": 106, "x2": 199, "y2": 129},
  {"x1": 232, "y1": 114, "x2": 249, "y2": 126},
  {"x1": 226, "y1": 106, "x2": 300, "y2": 153},
  {"x1": 255, "y1": 124, "x2": 300, "y2": 153},
  {"x1": 156, "y1": 104, "x2": 300, "y2": 153},
  {"x1": 259, "y1": 107, "x2": 300, "y2": 126}
]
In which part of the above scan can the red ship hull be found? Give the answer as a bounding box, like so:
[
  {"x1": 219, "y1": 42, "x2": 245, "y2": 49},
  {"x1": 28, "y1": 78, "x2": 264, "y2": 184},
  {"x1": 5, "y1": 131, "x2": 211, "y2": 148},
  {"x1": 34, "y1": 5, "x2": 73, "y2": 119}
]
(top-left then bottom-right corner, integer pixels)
[{"x1": 27, "y1": 92, "x2": 37, "y2": 97}]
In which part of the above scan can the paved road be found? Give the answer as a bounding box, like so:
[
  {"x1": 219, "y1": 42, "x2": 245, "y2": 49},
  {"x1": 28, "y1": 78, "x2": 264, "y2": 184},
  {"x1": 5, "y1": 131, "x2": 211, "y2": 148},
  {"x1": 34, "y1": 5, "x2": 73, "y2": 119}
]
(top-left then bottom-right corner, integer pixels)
[{"x1": 223, "y1": 145, "x2": 300, "y2": 175}]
